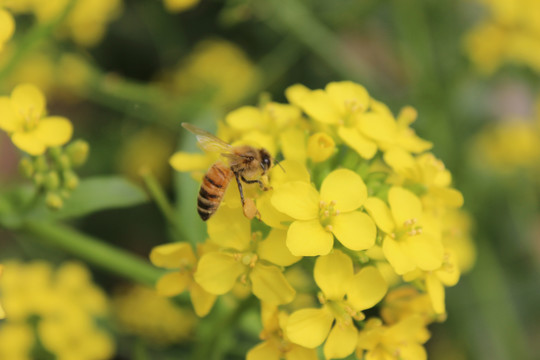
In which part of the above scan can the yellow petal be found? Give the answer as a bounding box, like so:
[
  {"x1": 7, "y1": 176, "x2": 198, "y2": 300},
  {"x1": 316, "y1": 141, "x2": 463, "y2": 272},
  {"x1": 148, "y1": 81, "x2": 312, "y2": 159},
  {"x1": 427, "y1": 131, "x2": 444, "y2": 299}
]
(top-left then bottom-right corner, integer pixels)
[
  {"x1": 332, "y1": 211, "x2": 376, "y2": 251},
  {"x1": 11, "y1": 131, "x2": 46, "y2": 155},
  {"x1": 207, "y1": 205, "x2": 251, "y2": 250},
  {"x1": 325, "y1": 81, "x2": 370, "y2": 114},
  {"x1": 436, "y1": 251, "x2": 460, "y2": 286},
  {"x1": 307, "y1": 132, "x2": 336, "y2": 163},
  {"x1": 314, "y1": 250, "x2": 353, "y2": 300},
  {"x1": 190, "y1": 282, "x2": 217, "y2": 317},
  {"x1": 269, "y1": 160, "x2": 310, "y2": 186},
  {"x1": 11, "y1": 83, "x2": 46, "y2": 120},
  {"x1": 364, "y1": 197, "x2": 395, "y2": 234},
  {"x1": 357, "y1": 112, "x2": 397, "y2": 143},
  {"x1": 163, "y1": 0, "x2": 200, "y2": 12},
  {"x1": 431, "y1": 187, "x2": 464, "y2": 208},
  {"x1": 426, "y1": 273, "x2": 445, "y2": 314},
  {"x1": 285, "y1": 84, "x2": 311, "y2": 107},
  {"x1": 382, "y1": 236, "x2": 416, "y2": 275},
  {"x1": 271, "y1": 182, "x2": 319, "y2": 220},
  {"x1": 0, "y1": 96, "x2": 21, "y2": 132},
  {"x1": 280, "y1": 127, "x2": 307, "y2": 164},
  {"x1": 264, "y1": 102, "x2": 302, "y2": 128},
  {"x1": 347, "y1": 266, "x2": 388, "y2": 311},
  {"x1": 0, "y1": 9, "x2": 15, "y2": 43},
  {"x1": 337, "y1": 126, "x2": 377, "y2": 159},
  {"x1": 298, "y1": 89, "x2": 342, "y2": 124},
  {"x1": 150, "y1": 242, "x2": 196, "y2": 269},
  {"x1": 399, "y1": 343, "x2": 427, "y2": 360},
  {"x1": 286, "y1": 345, "x2": 318, "y2": 360},
  {"x1": 169, "y1": 151, "x2": 214, "y2": 172},
  {"x1": 194, "y1": 253, "x2": 244, "y2": 294},
  {"x1": 406, "y1": 234, "x2": 444, "y2": 271},
  {"x1": 286, "y1": 220, "x2": 333, "y2": 256},
  {"x1": 323, "y1": 322, "x2": 357, "y2": 360},
  {"x1": 320, "y1": 169, "x2": 367, "y2": 212},
  {"x1": 286, "y1": 307, "x2": 334, "y2": 348},
  {"x1": 247, "y1": 340, "x2": 281, "y2": 360},
  {"x1": 155, "y1": 271, "x2": 190, "y2": 296},
  {"x1": 250, "y1": 263, "x2": 296, "y2": 305},
  {"x1": 226, "y1": 106, "x2": 264, "y2": 130},
  {"x1": 34, "y1": 116, "x2": 73, "y2": 146},
  {"x1": 383, "y1": 147, "x2": 418, "y2": 179},
  {"x1": 388, "y1": 187, "x2": 422, "y2": 227},
  {"x1": 257, "y1": 192, "x2": 293, "y2": 230},
  {"x1": 258, "y1": 229, "x2": 301, "y2": 266}
]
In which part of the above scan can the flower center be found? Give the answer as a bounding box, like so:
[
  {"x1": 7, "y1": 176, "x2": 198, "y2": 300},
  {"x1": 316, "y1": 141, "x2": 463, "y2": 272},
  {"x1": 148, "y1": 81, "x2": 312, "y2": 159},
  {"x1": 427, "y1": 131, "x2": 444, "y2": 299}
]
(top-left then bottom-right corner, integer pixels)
[
  {"x1": 21, "y1": 106, "x2": 40, "y2": 131},
  {"x1": 319, "y1": 200, "x2": 340, "y2": 231},
  {"x1": 393, "y1": 218, "x2": 423, "y2": 241}
]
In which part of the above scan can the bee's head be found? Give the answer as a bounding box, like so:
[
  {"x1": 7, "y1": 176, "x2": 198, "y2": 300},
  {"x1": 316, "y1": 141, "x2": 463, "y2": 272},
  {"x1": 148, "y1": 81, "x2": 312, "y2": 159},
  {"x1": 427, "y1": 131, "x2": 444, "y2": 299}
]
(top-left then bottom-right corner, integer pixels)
[{"x1": 259, "y1": 149, "x2": 272, "y2": 173}]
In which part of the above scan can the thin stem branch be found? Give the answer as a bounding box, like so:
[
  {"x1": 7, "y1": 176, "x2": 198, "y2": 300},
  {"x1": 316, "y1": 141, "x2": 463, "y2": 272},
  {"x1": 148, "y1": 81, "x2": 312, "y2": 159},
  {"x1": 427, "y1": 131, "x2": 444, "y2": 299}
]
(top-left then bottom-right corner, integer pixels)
[{"x1": 22, "y1": 220, "x2": 165, "y2": 286}]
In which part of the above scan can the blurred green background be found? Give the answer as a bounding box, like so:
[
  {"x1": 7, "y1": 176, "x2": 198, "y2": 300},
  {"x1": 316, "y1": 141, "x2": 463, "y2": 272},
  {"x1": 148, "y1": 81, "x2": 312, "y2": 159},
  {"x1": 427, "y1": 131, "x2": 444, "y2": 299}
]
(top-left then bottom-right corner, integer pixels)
[{"x1": 1, "y1": 0, "x2": 539, "y2": 359}]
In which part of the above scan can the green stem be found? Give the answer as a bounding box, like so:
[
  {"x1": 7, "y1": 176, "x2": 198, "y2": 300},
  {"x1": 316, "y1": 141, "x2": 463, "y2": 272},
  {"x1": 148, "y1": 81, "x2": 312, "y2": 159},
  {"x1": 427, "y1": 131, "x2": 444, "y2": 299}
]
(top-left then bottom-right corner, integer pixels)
[
  {"x1": 255, "y1": 0, "x2": 376, "y2": 86},
  {"x1": 0, "y1": 0, "x2": 77, "y2": 82},
  {"x1": 22, "y1": 220, "x2": 165, "y2": 286},
  {"x1": 141, "y1": 170, "x2": 186, "y2": 241}
]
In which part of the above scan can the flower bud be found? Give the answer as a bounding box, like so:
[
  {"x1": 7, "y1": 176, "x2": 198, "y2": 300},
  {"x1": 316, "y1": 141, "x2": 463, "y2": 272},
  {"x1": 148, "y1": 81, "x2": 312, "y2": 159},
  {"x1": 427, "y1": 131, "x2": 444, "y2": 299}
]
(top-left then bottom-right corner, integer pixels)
[
  {"x1": 46, "y1": 192, "x2": 63, "y2": 210},
  {"x1": 66, "y1": 140, "x2": 89, "y2": 167},
  {"x1": 44, "y1": 171, "x2": 60, "y2": 190},
  {"x1": 19, "y1": 158, "x2": 34, "y2": 178},
  {"x1": 34, "y1": 155, "x2": 48, "y2": 173},
  {"x1": 307, "y1": 132, "x2": 336, "y2": 163},
  {"x1": 63, "y1": 171, "x2": 79, "y2": 190}
]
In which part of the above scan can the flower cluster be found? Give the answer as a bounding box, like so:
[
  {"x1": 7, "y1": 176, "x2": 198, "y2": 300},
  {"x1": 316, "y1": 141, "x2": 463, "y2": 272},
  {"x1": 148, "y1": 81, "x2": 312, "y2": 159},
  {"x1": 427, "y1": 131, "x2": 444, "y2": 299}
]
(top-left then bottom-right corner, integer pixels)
[
  {"x1": 112, "y1": 285, "x2": 197, "y2": 345},
  {"x1": 465, "y1": 0, "x2": 540, "y2": 74},
  {"x1": 0, "y1": 83, "x2": 89, "y2": 209},
  {"x1": 0, "y1": 261, "x2": 114, "y2": 360},
  {"x1": 152, "y1": 81, "x2": 475, "y2": 359},
  {"x1": 2, "y1": 0, "x2": 121, "y2": 48}
]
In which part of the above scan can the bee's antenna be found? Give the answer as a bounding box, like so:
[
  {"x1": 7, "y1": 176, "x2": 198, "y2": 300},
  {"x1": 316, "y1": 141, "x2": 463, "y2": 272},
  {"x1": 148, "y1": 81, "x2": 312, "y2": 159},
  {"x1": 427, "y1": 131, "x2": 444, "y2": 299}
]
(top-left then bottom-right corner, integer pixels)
[{"x1": 274, "y1": 159, "x2": 286, "y2": 173}]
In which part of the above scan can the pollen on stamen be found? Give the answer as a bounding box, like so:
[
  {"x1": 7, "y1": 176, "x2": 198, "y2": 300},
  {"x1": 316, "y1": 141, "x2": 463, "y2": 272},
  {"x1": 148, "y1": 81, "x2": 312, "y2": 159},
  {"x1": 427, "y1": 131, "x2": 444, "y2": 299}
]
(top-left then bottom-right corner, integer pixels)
[
  {"x1": 334, "y1": 209, "x2": 340, "y2": 216},
  {"x1": 323, "y1": 210, "x2": 330, "y2": 217},
  {"x1": 319, "y1": 200, "x2": 327, "y2": 208},
  {"x1": 325, "y1": 225, "x2": 333, "y2": 232},
  {"x1": 330, "y1": 200, "x2": 337, "y2": 206}
]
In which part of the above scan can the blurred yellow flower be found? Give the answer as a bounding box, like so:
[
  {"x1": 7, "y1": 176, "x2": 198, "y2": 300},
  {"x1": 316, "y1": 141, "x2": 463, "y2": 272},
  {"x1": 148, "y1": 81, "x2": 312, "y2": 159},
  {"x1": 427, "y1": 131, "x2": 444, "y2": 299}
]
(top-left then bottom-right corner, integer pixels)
[
  {"x1": 0, "y1": 261, "x2": 113, "y2": 360},
  {"x1": 356, "y1": 316, "x2": 430, "y2": 360},
  {"x1": 113, "y1": 285, "x2": 197, "y2": 345},
  {"x1": 0, "y1": 83, "x2": 73, "y2": 155},
  {"x1": 163, "y1": 0, "x2": 200, "y2": 13},
  {"x1": 272, "y1": 168, "x2": 376, "y2": 256},
  {"x1": 172, "y1": 39, "x2": 259, "y2": 107},
  {"x1": 0, "y1": 8, "x2": 15, "y2": 52},
  {"x1": 0, "y1": 265, "x2": 4, "y2": 319}
]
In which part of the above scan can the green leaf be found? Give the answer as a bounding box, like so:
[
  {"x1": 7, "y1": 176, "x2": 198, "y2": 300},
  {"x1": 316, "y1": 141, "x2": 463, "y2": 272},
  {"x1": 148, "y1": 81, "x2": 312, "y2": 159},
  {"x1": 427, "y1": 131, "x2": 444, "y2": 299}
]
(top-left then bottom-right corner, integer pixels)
[{"x1": 30, "y1": 176, "x2": 148, "y2": 221}]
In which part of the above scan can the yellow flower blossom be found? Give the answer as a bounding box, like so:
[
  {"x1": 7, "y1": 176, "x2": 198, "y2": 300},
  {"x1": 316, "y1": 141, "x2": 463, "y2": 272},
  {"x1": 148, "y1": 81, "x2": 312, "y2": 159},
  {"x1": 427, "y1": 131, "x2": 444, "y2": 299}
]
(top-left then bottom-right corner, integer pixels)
[
  {"x1": 163, "y1": 0, "x2": 200, "y2": 13},
  {"x1": 365, "y1": 187, "x2": 444, "y2": 275},
  {"x1": 112, "y1": 285, "x2": 197, "y2": 345},
  {"x1": 194, "y1": 206, "x2": 298, "y2": 305},
  {"x1": 0, "y1": 265, "x2": 4, "y2": 319},
  {"x1": 381, "y1": 287, "x2": 440, "y2": 325},
  {"x1": 0, "y1": 84, "x2": 73, "y2": 155},
  {"x1": 272, "y1": 168, "x2": 376, "y2": 256},
  {"x1": 0, "y1": 8, "x2": 15, "y2": 53},
  {"x1": 286, "y1": 251, "x2": 388, "y2": 359},
  {"x1": 247, "y1": 303, "x2": 317, "y2": 360},
  {"x1": 150, "y1": 241, "x2": 217, "y2": 317},
  {"x1": 356, "y1": 315, "x2": 430, "y2": 360},
  {"x1": 0, "y1": 261, "x2": 114, "y2": 360},
  {"x1": 171, "y1": 39, "x2": 258, "y2": 107},
  {"x1": 307, "y1": 132, "x2": 336, "y2": 163}
]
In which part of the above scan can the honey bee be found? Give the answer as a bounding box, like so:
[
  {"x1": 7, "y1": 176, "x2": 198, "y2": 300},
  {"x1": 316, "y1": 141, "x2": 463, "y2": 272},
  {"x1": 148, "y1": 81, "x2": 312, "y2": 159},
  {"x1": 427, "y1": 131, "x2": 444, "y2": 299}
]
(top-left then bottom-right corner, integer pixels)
[{"x1": 182, "y1": 123, "x2": 273, "y2": 221}]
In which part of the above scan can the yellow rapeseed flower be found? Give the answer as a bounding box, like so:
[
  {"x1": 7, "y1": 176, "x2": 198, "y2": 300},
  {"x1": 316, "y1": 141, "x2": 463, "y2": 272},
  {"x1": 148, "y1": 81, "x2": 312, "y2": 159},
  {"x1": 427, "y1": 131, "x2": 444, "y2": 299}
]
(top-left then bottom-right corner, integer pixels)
[
  {"x1": 272, "y1": 168, "x2": 376, "y2": 256},
  {"x1": 194, "y1": 206, "x2": 298, "y2": 305},
  {"x1": 0, "y1": 8, "x2": 15, "y2": 53},
  {"x1": 286, "y1": 251, "x2": 387, "y2": 359},
  {"x1": 150, "y1": 242, "x2": 217, "y2": 317},
  {"x1": 0, "y1": 84, "x2": 73, "y2": 155}
]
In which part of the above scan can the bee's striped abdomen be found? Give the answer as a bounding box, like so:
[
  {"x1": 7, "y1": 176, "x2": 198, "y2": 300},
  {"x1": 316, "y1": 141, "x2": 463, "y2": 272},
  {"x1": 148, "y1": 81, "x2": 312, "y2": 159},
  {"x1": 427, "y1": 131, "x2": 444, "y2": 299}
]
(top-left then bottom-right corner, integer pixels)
[{"x1": 198, "y1": 163, "x2": 233, "y2": 221}]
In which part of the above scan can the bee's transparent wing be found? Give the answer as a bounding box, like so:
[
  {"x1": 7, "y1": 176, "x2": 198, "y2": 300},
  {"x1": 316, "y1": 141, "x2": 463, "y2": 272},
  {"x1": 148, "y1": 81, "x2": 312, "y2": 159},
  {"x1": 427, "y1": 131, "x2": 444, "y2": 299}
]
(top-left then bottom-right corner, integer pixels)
[{"x1": 182, "y1": 123, "x2": 232, "y2": 153}]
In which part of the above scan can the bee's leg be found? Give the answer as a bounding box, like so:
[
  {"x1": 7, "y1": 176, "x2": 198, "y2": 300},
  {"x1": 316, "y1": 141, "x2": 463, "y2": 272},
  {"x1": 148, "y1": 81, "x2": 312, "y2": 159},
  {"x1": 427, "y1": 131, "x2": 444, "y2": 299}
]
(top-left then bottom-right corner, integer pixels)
[
  {"x1": 234, "y1": 172, "x2": 246, "y2": 207},
  {"x1": 241, "y1": 176, "x2": 271, "y2": 191}
]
